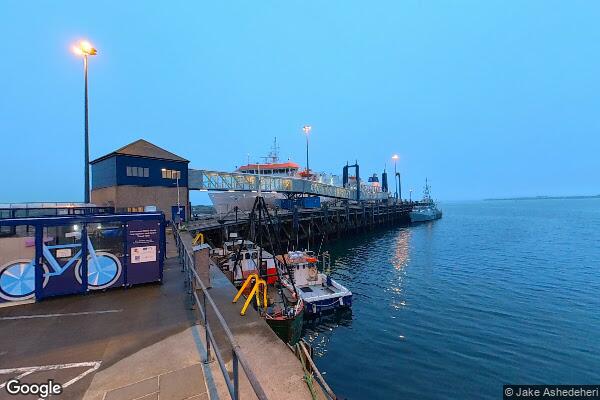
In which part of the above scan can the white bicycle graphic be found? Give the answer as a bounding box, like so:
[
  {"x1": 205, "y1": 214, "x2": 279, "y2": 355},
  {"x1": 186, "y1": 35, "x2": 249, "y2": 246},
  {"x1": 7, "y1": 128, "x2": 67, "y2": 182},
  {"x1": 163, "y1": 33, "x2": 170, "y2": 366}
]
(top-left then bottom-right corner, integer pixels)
[{"x1": 0, "y1": 235, "x2": 122, "y2": 301}]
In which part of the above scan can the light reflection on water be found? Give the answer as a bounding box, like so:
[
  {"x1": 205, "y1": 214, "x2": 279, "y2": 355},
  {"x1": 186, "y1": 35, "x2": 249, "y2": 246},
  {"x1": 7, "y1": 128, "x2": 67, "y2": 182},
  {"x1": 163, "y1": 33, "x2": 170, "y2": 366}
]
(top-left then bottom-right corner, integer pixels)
[
  {"x1": 391, "y1": 228, "x2": 411, "y2": 271},
  {"x1": 389, "y1": 228, "x2": 410, "y2": 311}
]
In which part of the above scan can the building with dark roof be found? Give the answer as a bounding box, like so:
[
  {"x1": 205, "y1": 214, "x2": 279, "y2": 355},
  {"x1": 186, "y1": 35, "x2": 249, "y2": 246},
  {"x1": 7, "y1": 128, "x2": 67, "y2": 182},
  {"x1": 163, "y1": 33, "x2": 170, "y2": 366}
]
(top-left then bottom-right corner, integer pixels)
[{"x1": 91, "y1": 139, "x2": 189, "y2": 220}]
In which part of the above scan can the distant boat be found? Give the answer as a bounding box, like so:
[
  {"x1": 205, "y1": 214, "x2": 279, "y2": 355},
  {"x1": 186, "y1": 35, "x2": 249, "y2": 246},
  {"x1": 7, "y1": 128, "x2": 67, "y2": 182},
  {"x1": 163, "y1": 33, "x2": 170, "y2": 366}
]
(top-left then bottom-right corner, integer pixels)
[{"x1": 410, "y1": 179, "x2": 442, "y2": 223}]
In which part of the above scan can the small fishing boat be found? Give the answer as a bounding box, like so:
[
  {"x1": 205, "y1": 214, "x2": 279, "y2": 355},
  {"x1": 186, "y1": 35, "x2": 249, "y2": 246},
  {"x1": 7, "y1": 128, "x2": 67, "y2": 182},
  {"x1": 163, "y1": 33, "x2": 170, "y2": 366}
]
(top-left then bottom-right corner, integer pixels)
[
  {"x1": 219, "y1": 242, "x2": 304, "y2": 343},
  {"x1": 216, "y1": 195, "x2": 305, "y2": 344},
  {"x1": 276, "y1": 250, "x2": 352, "y2": 317}
]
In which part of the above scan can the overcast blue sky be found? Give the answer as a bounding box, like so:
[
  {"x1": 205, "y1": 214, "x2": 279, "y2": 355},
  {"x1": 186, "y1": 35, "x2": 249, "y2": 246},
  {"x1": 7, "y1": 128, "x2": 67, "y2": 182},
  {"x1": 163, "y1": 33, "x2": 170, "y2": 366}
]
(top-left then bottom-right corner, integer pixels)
[{"x1": 1, "y1": 1, "x2": 599, "y2": 204}]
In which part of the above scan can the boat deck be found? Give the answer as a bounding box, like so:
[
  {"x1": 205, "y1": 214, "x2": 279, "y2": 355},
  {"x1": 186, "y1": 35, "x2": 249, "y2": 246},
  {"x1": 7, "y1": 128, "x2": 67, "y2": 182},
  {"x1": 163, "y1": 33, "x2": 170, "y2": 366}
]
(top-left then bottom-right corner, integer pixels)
[{"x1": 299, "y1": 284, "x2": 338, "y2": 298}]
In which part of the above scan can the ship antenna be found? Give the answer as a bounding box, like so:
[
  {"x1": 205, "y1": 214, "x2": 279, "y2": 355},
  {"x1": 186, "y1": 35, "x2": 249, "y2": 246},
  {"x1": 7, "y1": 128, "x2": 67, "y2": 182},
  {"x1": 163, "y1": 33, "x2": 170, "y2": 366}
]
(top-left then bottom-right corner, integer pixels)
[{"x1": 269, "y1": 137, "x2": 280, "y2": 163}]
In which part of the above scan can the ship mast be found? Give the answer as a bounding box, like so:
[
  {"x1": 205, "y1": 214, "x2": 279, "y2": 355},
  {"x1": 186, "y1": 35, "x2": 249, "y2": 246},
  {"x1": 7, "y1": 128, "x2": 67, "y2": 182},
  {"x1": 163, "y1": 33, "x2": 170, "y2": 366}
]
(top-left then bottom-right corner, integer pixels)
[
  {"x1": 261, "y1": 137, "x2": 280, "y2": 164},
  {"x1": 423, "y1": 178, "x2": 432, "y2": 202},
  {"x1": 268, "y1": 137, "x2": 280, "y2": 163}
]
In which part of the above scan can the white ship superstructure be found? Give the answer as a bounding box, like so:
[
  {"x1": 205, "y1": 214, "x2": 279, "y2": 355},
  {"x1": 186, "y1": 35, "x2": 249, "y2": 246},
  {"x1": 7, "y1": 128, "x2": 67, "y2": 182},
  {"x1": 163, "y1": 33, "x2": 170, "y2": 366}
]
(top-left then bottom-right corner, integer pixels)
[{"x1": 209, "y1": 138, "x2": 342, "y2": 214}]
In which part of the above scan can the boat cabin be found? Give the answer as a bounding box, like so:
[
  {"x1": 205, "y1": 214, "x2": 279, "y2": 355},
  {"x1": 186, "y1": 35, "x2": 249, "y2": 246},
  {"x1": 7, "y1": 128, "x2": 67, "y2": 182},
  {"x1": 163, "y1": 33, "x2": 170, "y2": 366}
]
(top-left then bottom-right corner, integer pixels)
[
  {"x1": 276, "y1": 251, "x2": 323, "y2": 286},
  {"x1": 212, "y1": 238, "x2": 256, "y2": 257},
  {"x1": 236, "y1": 162, "x2": 300, "y2": 176},
  {"x1": 226, "y1": 247, "x2": 278, "y2": 284}
]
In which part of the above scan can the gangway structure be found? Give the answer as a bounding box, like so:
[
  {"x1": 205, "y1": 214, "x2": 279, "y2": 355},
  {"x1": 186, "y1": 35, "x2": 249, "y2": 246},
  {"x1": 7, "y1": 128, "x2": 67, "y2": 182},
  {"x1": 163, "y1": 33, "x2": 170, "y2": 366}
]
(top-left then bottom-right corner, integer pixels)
[{"x1": 188, "y1": 169, "x2": 388, "y2": 201}]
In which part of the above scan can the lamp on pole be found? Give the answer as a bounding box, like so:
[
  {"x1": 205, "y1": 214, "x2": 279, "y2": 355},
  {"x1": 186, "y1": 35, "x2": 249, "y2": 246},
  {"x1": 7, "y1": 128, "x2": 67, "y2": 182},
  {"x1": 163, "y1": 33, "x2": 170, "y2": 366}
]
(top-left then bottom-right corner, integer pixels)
[
  {"x1": 73, "y1": 40, "x2": 97, "y2": 204},
  {"x1": 409, "y1": 188, "x2": 413, "y2": 202},
  {"x1": 392, "y1": 154, "x2": 399, "y2": 201},
  {"x1": 302, "y1": 125, "x2": 312, "y2": 174}
]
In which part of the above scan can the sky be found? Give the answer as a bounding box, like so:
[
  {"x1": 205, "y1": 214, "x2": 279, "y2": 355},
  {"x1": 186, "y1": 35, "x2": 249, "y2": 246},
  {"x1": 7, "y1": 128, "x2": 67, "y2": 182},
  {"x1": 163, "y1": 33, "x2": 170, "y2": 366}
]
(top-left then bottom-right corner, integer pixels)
[{"x1": 1, "y1": 1, "x2": 599, "y2": 204}]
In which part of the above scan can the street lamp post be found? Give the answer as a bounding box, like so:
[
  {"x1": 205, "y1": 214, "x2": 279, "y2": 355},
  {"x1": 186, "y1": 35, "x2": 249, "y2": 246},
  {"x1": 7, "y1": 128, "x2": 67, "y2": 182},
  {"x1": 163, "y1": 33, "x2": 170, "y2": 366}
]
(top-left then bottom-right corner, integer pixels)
[
  {"x1": 73, "y1": 40, "x2": 97, "y2": 204},
  {"x1": 176, "y1": 172, "x2": 181, "y2": 212},
  {"x1": 302, "y1": 125, "x2": 312, "y2": 174},
  {"x1": 162, "y1": 169, "x2": 182, "y2": 229},
  {"x1": 398, "y1": 172, "x2": 402, "y2": 202},
  {"x1": 392, "y1": 154, "x2": 399, "y2": 202},
  {"x1": 176, "y1": 172, "x2": 182, "y2": 229},
  {"x1": 410, "y1": 189, "x2": 413, "y2": 202}
]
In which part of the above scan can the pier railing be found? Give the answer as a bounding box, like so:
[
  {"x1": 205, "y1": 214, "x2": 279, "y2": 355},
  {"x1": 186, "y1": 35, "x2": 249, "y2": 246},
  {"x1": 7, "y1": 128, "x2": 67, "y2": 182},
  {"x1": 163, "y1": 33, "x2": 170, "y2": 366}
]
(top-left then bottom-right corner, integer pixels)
[{"x1": 173, "y1": 228, "x2": 269, "y2": 400}]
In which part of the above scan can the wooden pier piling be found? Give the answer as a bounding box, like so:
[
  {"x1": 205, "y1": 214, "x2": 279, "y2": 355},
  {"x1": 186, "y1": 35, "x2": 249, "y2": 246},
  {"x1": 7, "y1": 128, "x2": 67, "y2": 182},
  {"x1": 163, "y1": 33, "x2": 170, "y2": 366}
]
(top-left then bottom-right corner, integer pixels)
[{"x1": 186, "y1": 201, "x2": 413, "y2": 250}]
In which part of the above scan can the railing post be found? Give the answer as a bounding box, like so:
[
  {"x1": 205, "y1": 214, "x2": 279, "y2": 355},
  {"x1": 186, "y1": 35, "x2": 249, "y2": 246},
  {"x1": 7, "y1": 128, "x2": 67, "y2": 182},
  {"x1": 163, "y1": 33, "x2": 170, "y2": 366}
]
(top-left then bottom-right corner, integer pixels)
[
  {"x1": 233, "y1": 349, "x2": 239, "y2": 400},
  {"x1": 189, "y1": 268, "x2": 195, "y2": 310},
  {"x1": 203, "y1": 290, "x2": 212, "y2": 363},
  {"x1": 180, "y1": 242, "x2": 185, "y2": 272}
]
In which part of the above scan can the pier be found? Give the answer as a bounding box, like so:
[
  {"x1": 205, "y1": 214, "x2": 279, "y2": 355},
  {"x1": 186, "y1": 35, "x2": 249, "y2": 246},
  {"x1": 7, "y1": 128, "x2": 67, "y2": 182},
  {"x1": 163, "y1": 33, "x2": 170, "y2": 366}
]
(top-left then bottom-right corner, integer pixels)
[{"x1": 187, "y1": 201, "x2": 415, "y2": 249}]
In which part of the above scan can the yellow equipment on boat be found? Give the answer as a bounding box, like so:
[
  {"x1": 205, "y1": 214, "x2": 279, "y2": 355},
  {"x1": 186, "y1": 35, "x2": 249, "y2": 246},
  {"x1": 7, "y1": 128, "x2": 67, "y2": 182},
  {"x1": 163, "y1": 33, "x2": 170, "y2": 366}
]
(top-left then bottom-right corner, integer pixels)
[
  {"x1": 192, "y1": 232, "x2": 204, "y2": 245},
  {"x1": 233, "y1": 274, "x2": 268, "y2": 316}
]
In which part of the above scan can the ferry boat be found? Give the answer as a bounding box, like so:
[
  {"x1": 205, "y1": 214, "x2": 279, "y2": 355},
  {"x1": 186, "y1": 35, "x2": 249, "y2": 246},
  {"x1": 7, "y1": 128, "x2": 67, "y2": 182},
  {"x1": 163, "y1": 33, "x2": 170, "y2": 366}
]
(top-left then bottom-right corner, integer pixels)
[
  {"x1": 276, "y1": 250, "x2": 352, "y2": 317},
  {"x1": 208, "y1": 138, "x2": 341, "y2": 214},
  {"x1": 410, "y1": 179, "x2": 443, "y2": 223}
]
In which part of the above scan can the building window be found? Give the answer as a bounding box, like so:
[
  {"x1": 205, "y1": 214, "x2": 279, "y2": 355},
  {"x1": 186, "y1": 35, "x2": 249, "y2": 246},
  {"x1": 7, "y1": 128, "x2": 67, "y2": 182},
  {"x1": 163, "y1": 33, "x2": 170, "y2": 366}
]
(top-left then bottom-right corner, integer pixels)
[
  {"x1": 127, "y1": 166, "x2": 149, "y2": 177},
  {"x1": 127, "y1": 206, "x2": 145, "y2": 212},
  {"x1": 161, "y1": 169, "x2": 181, "y2": 179}
]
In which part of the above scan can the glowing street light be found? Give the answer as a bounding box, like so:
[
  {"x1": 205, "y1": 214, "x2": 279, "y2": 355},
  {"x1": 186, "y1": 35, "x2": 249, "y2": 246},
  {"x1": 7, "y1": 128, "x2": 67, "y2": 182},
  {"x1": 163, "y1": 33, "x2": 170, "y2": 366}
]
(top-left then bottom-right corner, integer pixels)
[
  {"x1": 72, "y1": 40, "x2": 97, "y2": 56},
  {"x1": 73, "y1": 40, "x2": 98, "y2": 204},
  {"x1": 302, "y1": 125, "x2": 312, "y2": 174}
]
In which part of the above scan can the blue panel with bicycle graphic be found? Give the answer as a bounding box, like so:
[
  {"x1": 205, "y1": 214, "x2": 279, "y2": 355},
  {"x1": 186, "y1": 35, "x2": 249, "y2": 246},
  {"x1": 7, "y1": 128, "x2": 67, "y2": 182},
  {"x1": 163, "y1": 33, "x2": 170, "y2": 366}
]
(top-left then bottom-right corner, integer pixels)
[{"x1": 0, "y1": 213, "x2": 165, "y2": 305}]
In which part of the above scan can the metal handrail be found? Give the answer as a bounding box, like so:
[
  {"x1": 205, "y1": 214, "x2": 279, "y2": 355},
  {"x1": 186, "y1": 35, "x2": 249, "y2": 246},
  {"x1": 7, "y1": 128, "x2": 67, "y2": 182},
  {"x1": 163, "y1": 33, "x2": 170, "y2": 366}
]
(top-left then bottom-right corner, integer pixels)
[{"x1": 173, "y1": 228, "x2": 269, "y2": 400}]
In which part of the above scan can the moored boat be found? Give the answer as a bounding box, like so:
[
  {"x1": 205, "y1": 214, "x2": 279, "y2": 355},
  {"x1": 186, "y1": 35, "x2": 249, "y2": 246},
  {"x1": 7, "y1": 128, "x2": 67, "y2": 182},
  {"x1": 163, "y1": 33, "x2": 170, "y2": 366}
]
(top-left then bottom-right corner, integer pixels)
[
  {"x1": 216, "y1": 195, "x2": 305, "y2": 344},
  {"x1": 218, "y1": 238, "x2": 305, "y2": 344},
  {"x1": 410, "y1": 178, "x2": 442, "y2": 223},
  {"x1": 276, "y1": 250, "x2": 352, "y2": 317}
]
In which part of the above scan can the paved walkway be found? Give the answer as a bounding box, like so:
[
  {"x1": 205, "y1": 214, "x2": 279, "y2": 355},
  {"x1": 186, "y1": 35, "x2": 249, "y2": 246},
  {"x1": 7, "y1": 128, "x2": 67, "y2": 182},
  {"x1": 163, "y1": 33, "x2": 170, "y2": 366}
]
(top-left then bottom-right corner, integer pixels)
[
  {"x1": 0, "y1": 237, "x2": 208, "y2": 400},
  {"x1": 84, "y1": 327, "x2": 209, "y2": 400}
]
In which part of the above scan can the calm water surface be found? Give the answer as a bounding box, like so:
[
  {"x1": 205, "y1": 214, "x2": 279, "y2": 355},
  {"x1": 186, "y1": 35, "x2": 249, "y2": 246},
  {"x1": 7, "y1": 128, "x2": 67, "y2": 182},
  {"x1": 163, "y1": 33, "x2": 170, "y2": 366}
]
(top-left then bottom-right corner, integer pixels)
[{"x1": 302, "y1": 199, "x2": 600, "y2": 400}]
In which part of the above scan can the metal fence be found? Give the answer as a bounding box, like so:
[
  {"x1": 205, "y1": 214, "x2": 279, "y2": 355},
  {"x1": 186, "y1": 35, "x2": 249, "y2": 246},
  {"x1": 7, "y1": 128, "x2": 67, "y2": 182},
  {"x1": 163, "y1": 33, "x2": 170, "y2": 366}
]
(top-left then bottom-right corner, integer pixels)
[
  {"x1": 173, "y1": 228, "x2": 268, "y2": 400},
  {"x1": 0, "y1": 204, "x2": 115, "y2": 220}
]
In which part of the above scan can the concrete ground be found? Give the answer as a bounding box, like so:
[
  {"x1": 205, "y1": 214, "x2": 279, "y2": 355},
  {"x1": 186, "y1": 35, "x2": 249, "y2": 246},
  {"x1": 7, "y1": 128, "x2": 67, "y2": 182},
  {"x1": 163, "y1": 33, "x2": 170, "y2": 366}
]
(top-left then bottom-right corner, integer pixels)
[{"x1": 0, "y1": 239, "x2": 208, "y2": 400}]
